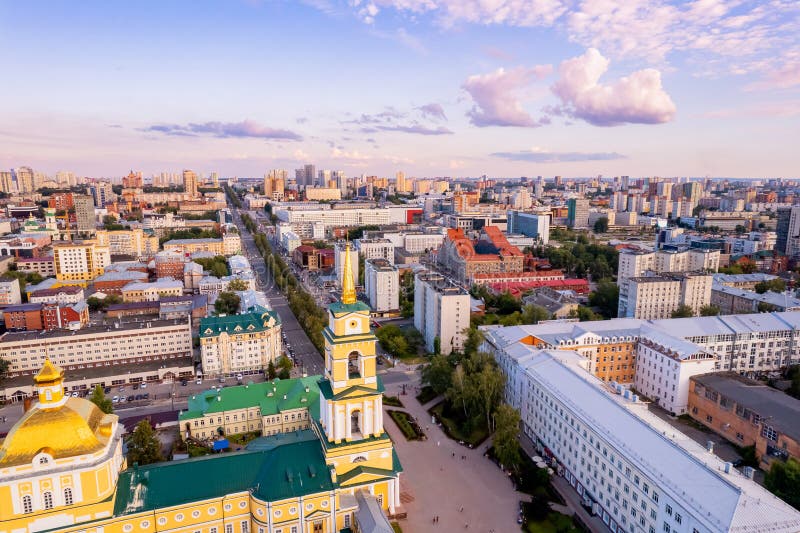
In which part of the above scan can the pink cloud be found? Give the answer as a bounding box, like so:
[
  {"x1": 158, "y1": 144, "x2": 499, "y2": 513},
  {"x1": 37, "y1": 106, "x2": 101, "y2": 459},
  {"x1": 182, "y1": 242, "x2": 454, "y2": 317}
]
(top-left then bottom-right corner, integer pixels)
[
  {"x1": 552, "y1": 48, "x2": 676, "y2": 126},
  {"x1": 462, "y1": 65, "x2": 552, "y2": 127}
]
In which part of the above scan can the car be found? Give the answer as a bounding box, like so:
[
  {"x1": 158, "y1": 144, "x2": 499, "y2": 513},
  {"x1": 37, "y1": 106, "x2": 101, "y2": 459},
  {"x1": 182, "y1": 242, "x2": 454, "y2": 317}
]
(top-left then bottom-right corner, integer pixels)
[
  {"x1": 236, "y1": 374, "x2": 243, "y2": 380},
  {"x1": 134, "y1": 394, "x2": 143, "y2": 401},
  {"x1": 180, "y1": 380, "x2": 188, "y2": 386},
  {"x1": 118, "y1": 387, "x2": 125, "y2": 392},
  {"x1": 140, "y1": 382, "x2": 147, "y2": 389},
  {"x1": 70, "y1": 391, "x2": 79, "y2": 397},
  {"x1": 196, "y1": 379, "x2": 202, "y2": 385},
  {"x1": 104, "y1": 387, "x2": 111, "y2": 394},
  {"x1": 112, "y1": 396, "x2": 119, "y2": 403},
  {"x1": 218, "y1": 377, "x2": 225, "y2": 383},
  {"x1": 126, "y1": 396, "x2": 134, "y2": 402},
  {"x1": 133, "y1": 384, "x2": 139, "y2": 390},
  {"x1": 143, "y1": 393, "x2": 149, "y2": 399}
]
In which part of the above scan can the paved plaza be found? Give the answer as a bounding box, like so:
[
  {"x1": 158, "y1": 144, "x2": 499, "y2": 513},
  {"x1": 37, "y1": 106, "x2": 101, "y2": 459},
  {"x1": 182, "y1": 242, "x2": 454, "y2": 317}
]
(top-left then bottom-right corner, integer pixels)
[{"x1": 382, "y1": 366, "x2": 526, "y2": 532}]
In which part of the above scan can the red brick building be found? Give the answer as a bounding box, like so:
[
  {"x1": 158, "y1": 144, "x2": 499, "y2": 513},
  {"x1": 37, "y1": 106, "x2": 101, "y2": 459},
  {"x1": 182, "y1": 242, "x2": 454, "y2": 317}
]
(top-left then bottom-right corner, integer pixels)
[
  {"x1": 47, "y1": 192, "x2": 74, "y2": 211},
  {"x1": 4, "y1": 301, "x2": 89, "y2": 331},
  {"x1": 3, "y1": 303, "x2": 44, "y2": 331}
]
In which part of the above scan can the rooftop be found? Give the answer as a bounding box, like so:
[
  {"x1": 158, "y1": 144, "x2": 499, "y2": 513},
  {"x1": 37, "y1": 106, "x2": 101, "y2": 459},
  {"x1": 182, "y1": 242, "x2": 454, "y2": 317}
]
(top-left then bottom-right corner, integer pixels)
[
  {"x1": 0, "y1": 318, "x2": 190, "y2": 343},
  {"x1": 692, "y1": 372, "x2": 800, "y2": 443},
  {"x1": 712, "y1": 283, "x2": 800, "y2": 310},
  {"x1": 199, "y1": 310, "x2": 281, "y2": 338}
]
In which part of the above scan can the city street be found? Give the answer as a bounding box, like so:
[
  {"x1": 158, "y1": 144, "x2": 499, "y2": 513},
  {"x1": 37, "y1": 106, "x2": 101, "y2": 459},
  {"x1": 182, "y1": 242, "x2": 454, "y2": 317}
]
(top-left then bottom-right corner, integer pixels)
[{"x1": 231, "y1": 206, "x2": 325, "y2": 376}]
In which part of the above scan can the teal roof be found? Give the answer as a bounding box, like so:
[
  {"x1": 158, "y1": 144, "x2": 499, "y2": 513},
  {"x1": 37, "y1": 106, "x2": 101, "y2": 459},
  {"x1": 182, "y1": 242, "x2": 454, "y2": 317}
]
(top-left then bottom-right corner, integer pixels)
[
  {"x1": 113, "y1": 436, "x2": 335, "y2": 513},
  {"x1": 322, "y1": 327, "x2": 378, "y2": 345},
  {"x1": 199, "y1": 310, "x2": 281, "y2": 338},
  {"x1": 180, "y1": 376, "x2": 321, "y2": 421},
  {"x1": 318, "y1": 376, "x2": 385, "y2": 401},
  {"x1": 328, "y1": 301, "x2": 371, "y2": 315}
]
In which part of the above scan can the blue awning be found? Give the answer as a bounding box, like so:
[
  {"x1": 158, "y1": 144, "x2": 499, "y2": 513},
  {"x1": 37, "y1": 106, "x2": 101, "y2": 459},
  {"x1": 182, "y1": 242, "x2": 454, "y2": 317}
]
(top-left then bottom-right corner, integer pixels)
[{"x1": 213, "y1": 439, "x2": 229, "y2": 451}]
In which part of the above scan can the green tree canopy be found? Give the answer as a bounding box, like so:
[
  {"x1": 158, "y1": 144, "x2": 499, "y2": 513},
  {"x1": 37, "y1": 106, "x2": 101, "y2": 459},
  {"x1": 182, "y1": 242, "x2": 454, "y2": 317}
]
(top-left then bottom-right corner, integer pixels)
[
  {"x1": 227, "y1": 278, "x2": 249, "y2": 292},
  {"x1": 214, "y1": 291, "x2": 240, "y2": 315},
  {"x1": 89, "y1": 385, "x2": 114, "y2": 414},
  {"x1": 755, "y1": 278, "x2": 787, "y2": 294},
  {"x1": 589, "y1": 281, "x2": 620, "y2": 318},
  {"x1": 671, "y1": 304, "x2": 694, "y2": 318},
  {"x1": 593, "y1": 217, "x2": 609, "y2": 233},
  {"x1": 700, "y1": 305, "x2": 721, "y2": 317},
  {"x1": 766, "y1": 458, "x2": 800, "y2": 510},
  {"x1": 421, "y1": 354, "x2": 453, "y2": 396},
  {"x1": 493, "y1": 403, "x2": 522, "y2": 469},
  {"x1": 521, "y1": 304, "x2": 550, "y2": 324},
  {"x1": 126, "y1": 420, "x2": 163, "y2": 466}
]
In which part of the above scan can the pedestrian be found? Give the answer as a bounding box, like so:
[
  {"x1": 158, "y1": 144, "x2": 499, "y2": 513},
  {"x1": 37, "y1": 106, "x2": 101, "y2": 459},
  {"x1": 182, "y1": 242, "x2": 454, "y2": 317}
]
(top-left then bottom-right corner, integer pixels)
[
  {"x1": 437, "y1": 441, "x2": 440, "y2": 447},
  {"x1": 452, "y1": 452, "x2": 455, "y2": 457},
  {"x1": 460, "y1": 506, "x2": 464, "y2": 512}
]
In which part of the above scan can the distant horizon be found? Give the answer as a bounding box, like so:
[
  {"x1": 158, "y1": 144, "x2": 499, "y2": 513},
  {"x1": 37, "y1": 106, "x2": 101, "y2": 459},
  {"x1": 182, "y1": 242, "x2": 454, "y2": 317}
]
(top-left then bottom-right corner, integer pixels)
[{"x1": 1, "y1": 1, "x2": 797, "y2": 178}]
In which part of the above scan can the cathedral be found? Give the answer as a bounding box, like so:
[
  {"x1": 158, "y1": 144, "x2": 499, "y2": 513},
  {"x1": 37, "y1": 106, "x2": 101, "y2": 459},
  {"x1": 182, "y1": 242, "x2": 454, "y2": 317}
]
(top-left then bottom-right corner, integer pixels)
[{"x1": 0, "y1": 245, "x2": 401, "y2": 533}]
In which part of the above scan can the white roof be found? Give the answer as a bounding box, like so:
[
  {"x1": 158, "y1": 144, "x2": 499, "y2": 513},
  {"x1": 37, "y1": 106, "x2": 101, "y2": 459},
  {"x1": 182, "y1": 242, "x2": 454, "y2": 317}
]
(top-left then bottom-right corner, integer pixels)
[{"x1": 522, "y1": 350, "x2": 800, "y2": 533}]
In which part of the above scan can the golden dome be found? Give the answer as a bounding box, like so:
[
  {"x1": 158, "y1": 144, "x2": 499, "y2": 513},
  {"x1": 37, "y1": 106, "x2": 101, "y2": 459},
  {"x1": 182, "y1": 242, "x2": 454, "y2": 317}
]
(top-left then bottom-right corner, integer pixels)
[
  {"x1": 34, "y1": 358, "x2": 64, "y2": 385},
  {"x1": 0, "y1": 398, "x2": 116, "y2": 467}
]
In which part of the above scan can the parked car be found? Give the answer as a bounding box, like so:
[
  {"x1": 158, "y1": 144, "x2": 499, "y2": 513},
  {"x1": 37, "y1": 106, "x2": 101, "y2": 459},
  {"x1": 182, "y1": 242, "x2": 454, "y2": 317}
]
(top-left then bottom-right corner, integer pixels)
[
  {"x1": 126, "y1": 396, "x2": 134, "y2": 402},
  {"x1": 112, "y1": 396, "x2": 119, "y2": 403},
  {"x1": 180, "y1": 380, "x2": 188, "y2": 386},
  {"x1": 140, "y1": 382, "x2": 147, "y2": 389}
]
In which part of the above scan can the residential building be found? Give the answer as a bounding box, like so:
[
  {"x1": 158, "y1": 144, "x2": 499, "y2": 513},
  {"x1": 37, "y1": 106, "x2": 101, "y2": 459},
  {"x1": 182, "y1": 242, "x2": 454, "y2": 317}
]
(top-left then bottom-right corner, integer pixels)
[
  {"x1": 280, "y1": 229, "x2": 302, "y2": 253},
  {"x1": 183, "y1": 168, "x2": 198, "y2": 198},
  {"x1": 180, "y1": 376, "x2": 319, "y2": 439},
  {"x1": 712, "y1": 272, "x2": 777, "y2": 291},
  {"x1": 402, "y1": 231, "x2": 445, "y2": 254},
  {"x1": 414, "y1": 270, "x2": 470, "y2": 354},
  {"x1": 487, "y1": 345, "x2": 800, "y2": 533},
  {"x1": 355, "y1": 238, "x2": 394, "y2": 264},
  {"x1": 121, "y1": 279, "x2": 184, "y2": 302},
  {"x1": 364, "y1": 258, "x2": 399, "y2": 314},
  {"x1": 522, "y1": 287, "x2": 578, "y2": 319},
  {"x1": 162, "y1": 233, "x2": 241, "y2": 256},
  {"x1": 28, "y1": 286, "x2": 84, "y2": 305},
  {"x1": 94, "y1": 228, "x2": 159, "y2": 258},
  {"x1": 688, "y1": 372, "x2": 800, "y2": 467},
  {"x1": 0, "y1": 318, "x2": 192, "y2": 376},
  {"x1": 305, "y1": 187, "x2": 342, "y2": 201},
  {"x1": 92, "y1": 269, "x2": 149, "y2": 293},
  {"x1": 620, "y1": 272, "x2": 714, "y2": 320},
  {"x1": 567, "y1": 198, "x2": 590, "y2": 228},
  {"x1": 89, "y1": 180, "x2": 115, "y2": 207},
  {"x1": 0, "y1": 278, "x2": 21, "y2": 305},
  {"x1": 507, "y1": 209, "x2": 551, "y2": 244},
  {"x1": 292, "y1": 245, "x2": 320, "y2": 270},
  {"x1": 154, "y1": 250, "x2": 186, "y2": 279},
  {"x1": 73, "y1": 195, "x2": 96, "y2": 236},
  {"x1": 711, "y1": 284, "x2": 800, "y2": 314},
  {"x1": 52, "y1": 241, "x2": 111, "y2": 281},
  {"x1": 199, "y1": 310, "x2": 282, "y2": 377}
]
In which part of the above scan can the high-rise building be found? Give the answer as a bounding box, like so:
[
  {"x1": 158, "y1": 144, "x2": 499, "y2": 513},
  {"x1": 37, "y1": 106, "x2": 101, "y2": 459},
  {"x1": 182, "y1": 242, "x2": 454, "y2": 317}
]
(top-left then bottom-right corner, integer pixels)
[
  {"x1": 414, "y1": 270, "x2": 470, "y2": 354},
  {"x1": 334, "y1": 242, "x2": 359, "y2": 287},
  {"x1": 0, "y1": 171, "x2": 15, "y2": 193},
  {"x1": 507, "y1": 209, "x2": 550, "y2": 244},
  {"x1": 183, "y1": 169, "x2": 198, "y2": 197},
  {"x1": 121, "y1": 171, "x2": 142, "y2": 188},
  {"x1": 210, "y1": 171, "x2": 219, "y2": 187},
  {"x1": 304, "y1": 163, "x2": 316, "y2": 187},
  {"x1": 364, "y1": 258, "x2": 399, "y2": 313},
  {"x1": 683, "y1": 181, "x2": 701, "y2": 204},
  {"x1": 566, "y1": 198, "x2": 590, "y2": 229},
  {"x1": 395, "y1": 171, "x2": 407, "y2": 193},
  {"x1": 13, "y1": 166, "x2": 34, "y2": 193},
  {"x1": 776, "y1": 206, "x2": 800, "y2": 258},
  {"x1": 53, "y1": 241, "x2": 111, "y2": 280},
  {"x1": 89, "y1": 181, "x2": 115, "y2": 207},
  {"x1": 73, "y1": 195, "x2": 96, "y2": 236}
]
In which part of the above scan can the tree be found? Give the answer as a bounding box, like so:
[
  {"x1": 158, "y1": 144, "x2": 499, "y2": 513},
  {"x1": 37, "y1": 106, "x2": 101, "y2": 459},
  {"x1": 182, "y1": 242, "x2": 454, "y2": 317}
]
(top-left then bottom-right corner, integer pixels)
[
  {"x1": 267, "y1": 360, "x2": 277, "y2": 380},
  {"x1": 700, "y1": 305, "x2": 721, "y2": 317},
  {"x1": 227, "y1": 279, "x2": 249, "y2": 292},
  {"x1": 433, "y1": 336, "x2": 441, "y2": 355},
  {"x1": 277, "y1": 356, "x2": 292, "y2": 379},
  {"x1": 89, "y1": 385, "x2": 114, "y2": 414},
  {"x1": 589, "y1": 281, "x2": 620, "y2": 318},
  {"x1": 521, "y1": 304, "x2": 550, "y2": 324},
  {"x1": 593, "y1": 217, "x2": 609, "y2": 234},
  {"x1": 766, "y1": 458, "x2": 800, "y2": 510},
  {"x1": 755, "y1": 279, "x2": 787, "y2": 294},
  {"x1": 671, "y1": 304, "x2": 694, "y2": 318},
  {"x1": 126, "y1": 420, "x2": 163, "y2": 466},
  {"x1": 0, "y1": 358, "x2": 9, "y2": 382},
  {"x1": 214, "y1": 291, "x2": 240, "y2": 315},
  {"x1": 421, "y1": 354, "x2": 453, "y2": 396},
  {"x1": 87, "y1": 294, "x2": 122, "y2": 312},
  {"x1": 493, "y1": 403, "x2": 521, "y2": 469}
]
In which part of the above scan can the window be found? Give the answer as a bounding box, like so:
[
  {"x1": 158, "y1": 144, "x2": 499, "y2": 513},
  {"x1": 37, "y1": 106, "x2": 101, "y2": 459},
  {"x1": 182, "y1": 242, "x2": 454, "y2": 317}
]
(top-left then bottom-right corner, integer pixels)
[
  {"x1": 675, "y1": 513, "x2": 682, "y2": 524},
  {"x1": 651, "y1": 509, "x2": 657, "y2": 520},
  {"x1": 241, "y1": 522, "x2": 248, "y2": 533},
  {"x1": 22, "y1": 495, "x2": 33, "y2": 513},
  {"x1": 64, "y1": 487, "x2": 73, "y2": 505},
  {"x1": 663, "y1": 523, "x2": 671, "y2": 532},
  {"x1": 226, "y1": 524, "x2": 233, "y2": 533},
  {"x1": 43, "y1": 492, "x2": 54, "y2": 510},
  {"x1": 665, "y1": 504, "x2": 672, "y2": 516},
  {"x1": 653, "y1": 492, "x2": 659, "y2": 503}
]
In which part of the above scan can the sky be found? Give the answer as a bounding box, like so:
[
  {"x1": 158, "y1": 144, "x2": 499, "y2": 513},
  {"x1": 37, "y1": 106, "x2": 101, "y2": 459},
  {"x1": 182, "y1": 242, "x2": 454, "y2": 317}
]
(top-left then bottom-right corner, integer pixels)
[{"x1": 0, "y1": 0, "x2": 798, "y2": 179}]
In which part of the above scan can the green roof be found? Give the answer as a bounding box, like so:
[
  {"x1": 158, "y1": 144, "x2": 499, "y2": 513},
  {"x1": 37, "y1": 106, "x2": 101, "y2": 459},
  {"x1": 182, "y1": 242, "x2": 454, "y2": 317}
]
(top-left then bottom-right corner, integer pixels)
[
  {"x1": 199, "y1": 310, "x2": 281, "y2": 338},
  {"x1": 180, "y1": 376, "x2": 321, "y2": 421},
  {"x1": 322, "y1": 327, "x2": 378, "y2": 345},
  {"x1": 113, "y1": 435, "x2": 335, "y2": 513},
  {"x1": 328, "y1": 301, "x2": 371, "y2": 315},
  {"x1": 318, "y1": 376, "x2": 385, "y2": 401}
]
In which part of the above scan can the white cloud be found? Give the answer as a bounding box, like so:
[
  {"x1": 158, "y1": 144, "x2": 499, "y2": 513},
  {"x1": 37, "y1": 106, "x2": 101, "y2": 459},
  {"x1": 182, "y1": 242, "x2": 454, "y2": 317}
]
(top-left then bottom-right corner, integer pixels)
[
  {"x1": 462, "y1": 65, "x2": 552, "y2": 127},
  {"x1": 551, "y1": 48, "x2": 676, "y2": 126}
]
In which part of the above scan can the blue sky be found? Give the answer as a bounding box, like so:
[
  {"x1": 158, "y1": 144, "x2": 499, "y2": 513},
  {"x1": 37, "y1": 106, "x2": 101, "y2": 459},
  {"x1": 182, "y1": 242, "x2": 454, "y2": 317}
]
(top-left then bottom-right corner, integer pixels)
[{"x1": 0, "y1": 0, "x2": 797, "y2": 179}]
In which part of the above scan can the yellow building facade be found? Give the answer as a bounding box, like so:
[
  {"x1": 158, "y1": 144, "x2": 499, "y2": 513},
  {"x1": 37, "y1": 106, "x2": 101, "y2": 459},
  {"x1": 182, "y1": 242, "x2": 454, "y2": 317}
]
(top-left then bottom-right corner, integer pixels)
[{"x1": 0, "y1": 244, "x2": 400, "y2": 533}]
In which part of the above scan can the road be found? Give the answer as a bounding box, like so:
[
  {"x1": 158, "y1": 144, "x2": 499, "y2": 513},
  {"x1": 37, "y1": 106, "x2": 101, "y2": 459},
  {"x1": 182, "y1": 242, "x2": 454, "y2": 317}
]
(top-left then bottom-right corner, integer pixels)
[{"x1": 230, "y1": 207, "x2": 325, "y2": 377}]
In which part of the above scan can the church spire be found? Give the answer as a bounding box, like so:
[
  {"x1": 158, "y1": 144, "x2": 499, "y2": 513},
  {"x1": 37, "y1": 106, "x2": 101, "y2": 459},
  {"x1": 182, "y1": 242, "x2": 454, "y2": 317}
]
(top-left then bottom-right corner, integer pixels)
[{"x1": 341, "y1": 242, "x2": 357, "y2": 304}]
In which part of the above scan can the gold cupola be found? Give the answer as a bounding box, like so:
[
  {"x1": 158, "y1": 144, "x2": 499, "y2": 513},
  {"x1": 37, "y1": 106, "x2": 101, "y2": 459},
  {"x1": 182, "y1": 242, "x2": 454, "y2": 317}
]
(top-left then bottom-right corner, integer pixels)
[
  {"x1": 34, "y1": 358, "x2": 66, "y2": 407},
  {"x1": 341, "y1": 242, "x2": 357, "y2": 304}
]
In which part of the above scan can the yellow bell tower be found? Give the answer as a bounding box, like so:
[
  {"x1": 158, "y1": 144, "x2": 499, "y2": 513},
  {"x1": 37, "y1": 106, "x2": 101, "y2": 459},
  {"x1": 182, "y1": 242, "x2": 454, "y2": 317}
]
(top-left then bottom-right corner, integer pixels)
[
  {"x1": 34, "y1": 358, "x2": 67, "y2": 408},
  {"x1": 316, "y1": 243, "x2": 400, "y2": 505}
]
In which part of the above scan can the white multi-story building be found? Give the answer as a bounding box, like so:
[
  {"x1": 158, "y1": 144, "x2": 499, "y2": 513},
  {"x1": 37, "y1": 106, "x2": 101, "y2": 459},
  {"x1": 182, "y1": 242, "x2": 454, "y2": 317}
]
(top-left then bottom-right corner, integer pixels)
[
  {"x1": 0, "y1": 319, "x2": 193, "y2": 377},
  {"x1": 0, "y1": 278, "x2": 21, "y2": 305},
  {"x1": 414, "y1": 270, "x2": 470, "y2": 355},
  {"x1": 403, "y1": 232, "x2": 445, "y2": 254},
  {"x1": 280, "y1": 230, "x2": 302, "y2": 253},
  {"x1": 274, "y1": 205, "x2": 420, "y2": 238},
  {"x1": 53, "y1": 241, "x2": 111, "y2": 281},
  {"x1": 364, "y1": 259, "x2": 399, "y2": 314},
  {"x1": 355, "y1": 238, "x2": 394, "y2": 264},
  {"x1": 28, "y1": 286, "x2": 85, "y2": 306},
  {"x1": 487, "y1": 345, "x2": 800, "y2": 533},
  {"x1": 621, "y1": 273, "x2": 713, "y2": 319},
  {"x1": 506, "y1": 210, "x2": 551, "y2": 245},
  {"x1": 199, "y1": 310, "x2": 282, "y2": 377}
]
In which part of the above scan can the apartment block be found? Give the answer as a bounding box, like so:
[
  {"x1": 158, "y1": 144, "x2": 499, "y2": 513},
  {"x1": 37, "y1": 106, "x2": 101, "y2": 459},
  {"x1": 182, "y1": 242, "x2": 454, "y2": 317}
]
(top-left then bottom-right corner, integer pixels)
[
  {"x1": 355, "y1": 238, "x2": 395, "y2": 264},
  {"x1": 488, "y1": 345, "x2": 800, "y2": 533},
  {"x1": 73, "y1": 195, "x2": 96, "y2": 236},
  {"x1": 95, "y1": 228, "x2": 159, "y2": 258},
  {"x1": 121, "y1": 279, "x2": 184, "y2": 302},
  {"x1": 0, "y1": 318, "x2": 193, "y2": 376},
  {"x1": 364, "y1": 258, "x2": 399, "y2": 314},
  {"x1": 566, "y1": 198, "x2": 590, "y2": 228},
  {"x1": 0, "y1": 278, "x2": 21, "y2": 305},
  {"x1": 413, "y1": 270, "x2": 470, "y2": 355},
  {"x1": 53, "y1": 241, "x2": 111, "y2": 281},
  {"x1": 162, "y1": 233, "x2": 241, "y2": 256},
  {"x1": 199, "y1": 311, "x2": 282, "y2": 377},
  {"x1": 620, "y1": 272, "x2": 713, "y2": 319},
  {"x1": 711, "y1": 284, "x2": 800, "y2": 314},
  {"x1": 28, "y1": 286, "x2": 84, "y2": 305}
]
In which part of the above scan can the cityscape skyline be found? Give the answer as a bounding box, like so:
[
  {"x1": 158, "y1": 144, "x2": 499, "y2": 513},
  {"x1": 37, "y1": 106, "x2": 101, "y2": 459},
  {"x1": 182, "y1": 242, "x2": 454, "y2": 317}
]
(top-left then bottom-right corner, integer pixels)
[{"x1": 1, "y1": 0, "x2": 798, "y2": 178}]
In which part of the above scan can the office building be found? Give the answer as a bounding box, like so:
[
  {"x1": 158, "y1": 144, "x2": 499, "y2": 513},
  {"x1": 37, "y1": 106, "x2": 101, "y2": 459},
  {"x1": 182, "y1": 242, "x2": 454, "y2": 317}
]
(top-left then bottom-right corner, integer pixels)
[
  {"x1": 567, "y1": 198, "x2": 590, "y2": 229},
  {"x1": 620, "y1": 272, "x2": 714, "y2": 320},
  {"x1": 776, "y1": 206, "x2": 800, "y2": 258},
  {"x1": 0, "y1": 278, "x2": 22, "y2": 305},
  {"x1": 414, "y1": 270, "x2": 470, "y2": 354},
  {"x1": 199, "y1": 310, "x2": 282, "y2": 377},
  {"x1": 73, "y1": 195, "x2": 96, "y2": 236},
  {"x1": 89, "y1": 181, "x2": 115, "y2": 207},
  {"x1": 94, "y1": 228, "x2": 159, "y2": 259},
  {"x1": 487, "y1": 345, "x2": 800, "y2": 533},
  {"x1": 507, "y1": 209, "x2": 551, "y2": 245},
  {"x1": 53, "y1": 241, "x2": 111, "y2": 281},
  {"x1": 364, "y1": 258, "x2": 399, "y2": 313},
  {"x1": 355, "y1": 238, "x2": 394, "y2": 264}
]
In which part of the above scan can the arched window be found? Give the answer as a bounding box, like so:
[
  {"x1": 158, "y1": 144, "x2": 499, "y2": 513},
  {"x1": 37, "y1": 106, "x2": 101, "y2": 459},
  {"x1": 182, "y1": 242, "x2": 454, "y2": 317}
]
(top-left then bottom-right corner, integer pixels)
[
  {"x1": 22, "y1": 495, "x2": 33, "y2": 513},
  {"x1": 43, "y1": 492, "x2": 53, "y2": 510},
  {"x1": 45, "y1": 389, "x2": 52, "y2": 401},
  {"x1": 348, "y1": 351, "x2": 360, "y2": 378},
  {"x1": 39, "y1": 456, "x2": 48, "y2": 464},
  {"x1": 64, "y1": 487, "x2": 73, "y2": 505}
]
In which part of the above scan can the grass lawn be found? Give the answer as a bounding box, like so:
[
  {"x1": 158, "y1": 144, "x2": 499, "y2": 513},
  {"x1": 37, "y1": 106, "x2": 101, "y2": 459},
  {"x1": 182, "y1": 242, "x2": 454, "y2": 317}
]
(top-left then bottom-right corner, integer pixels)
[
  {"x1": 525, "y1": 511, "x2": 582, "y2": 533},
  {"x1": 391, "y1": 523, "x2": 402, "y2": 533},
  {"x1": 187, "y1": 442, "x2": 211, "y2": 457},
  {"x1": 383, "y1": 394, "x2": 404, "y2": 407},
  {"x1": 429, "y1": 401, "x2": 489, "y2": 447},
  {"x1": 227, "y1": 431, "x2": 261, "y2": 446},
  {"x1": 388, "y1": 410, "x2": 426, "y2": 441},
  {"x1": 415, "y1": 385, "x2": 439, "y2": 405}
]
